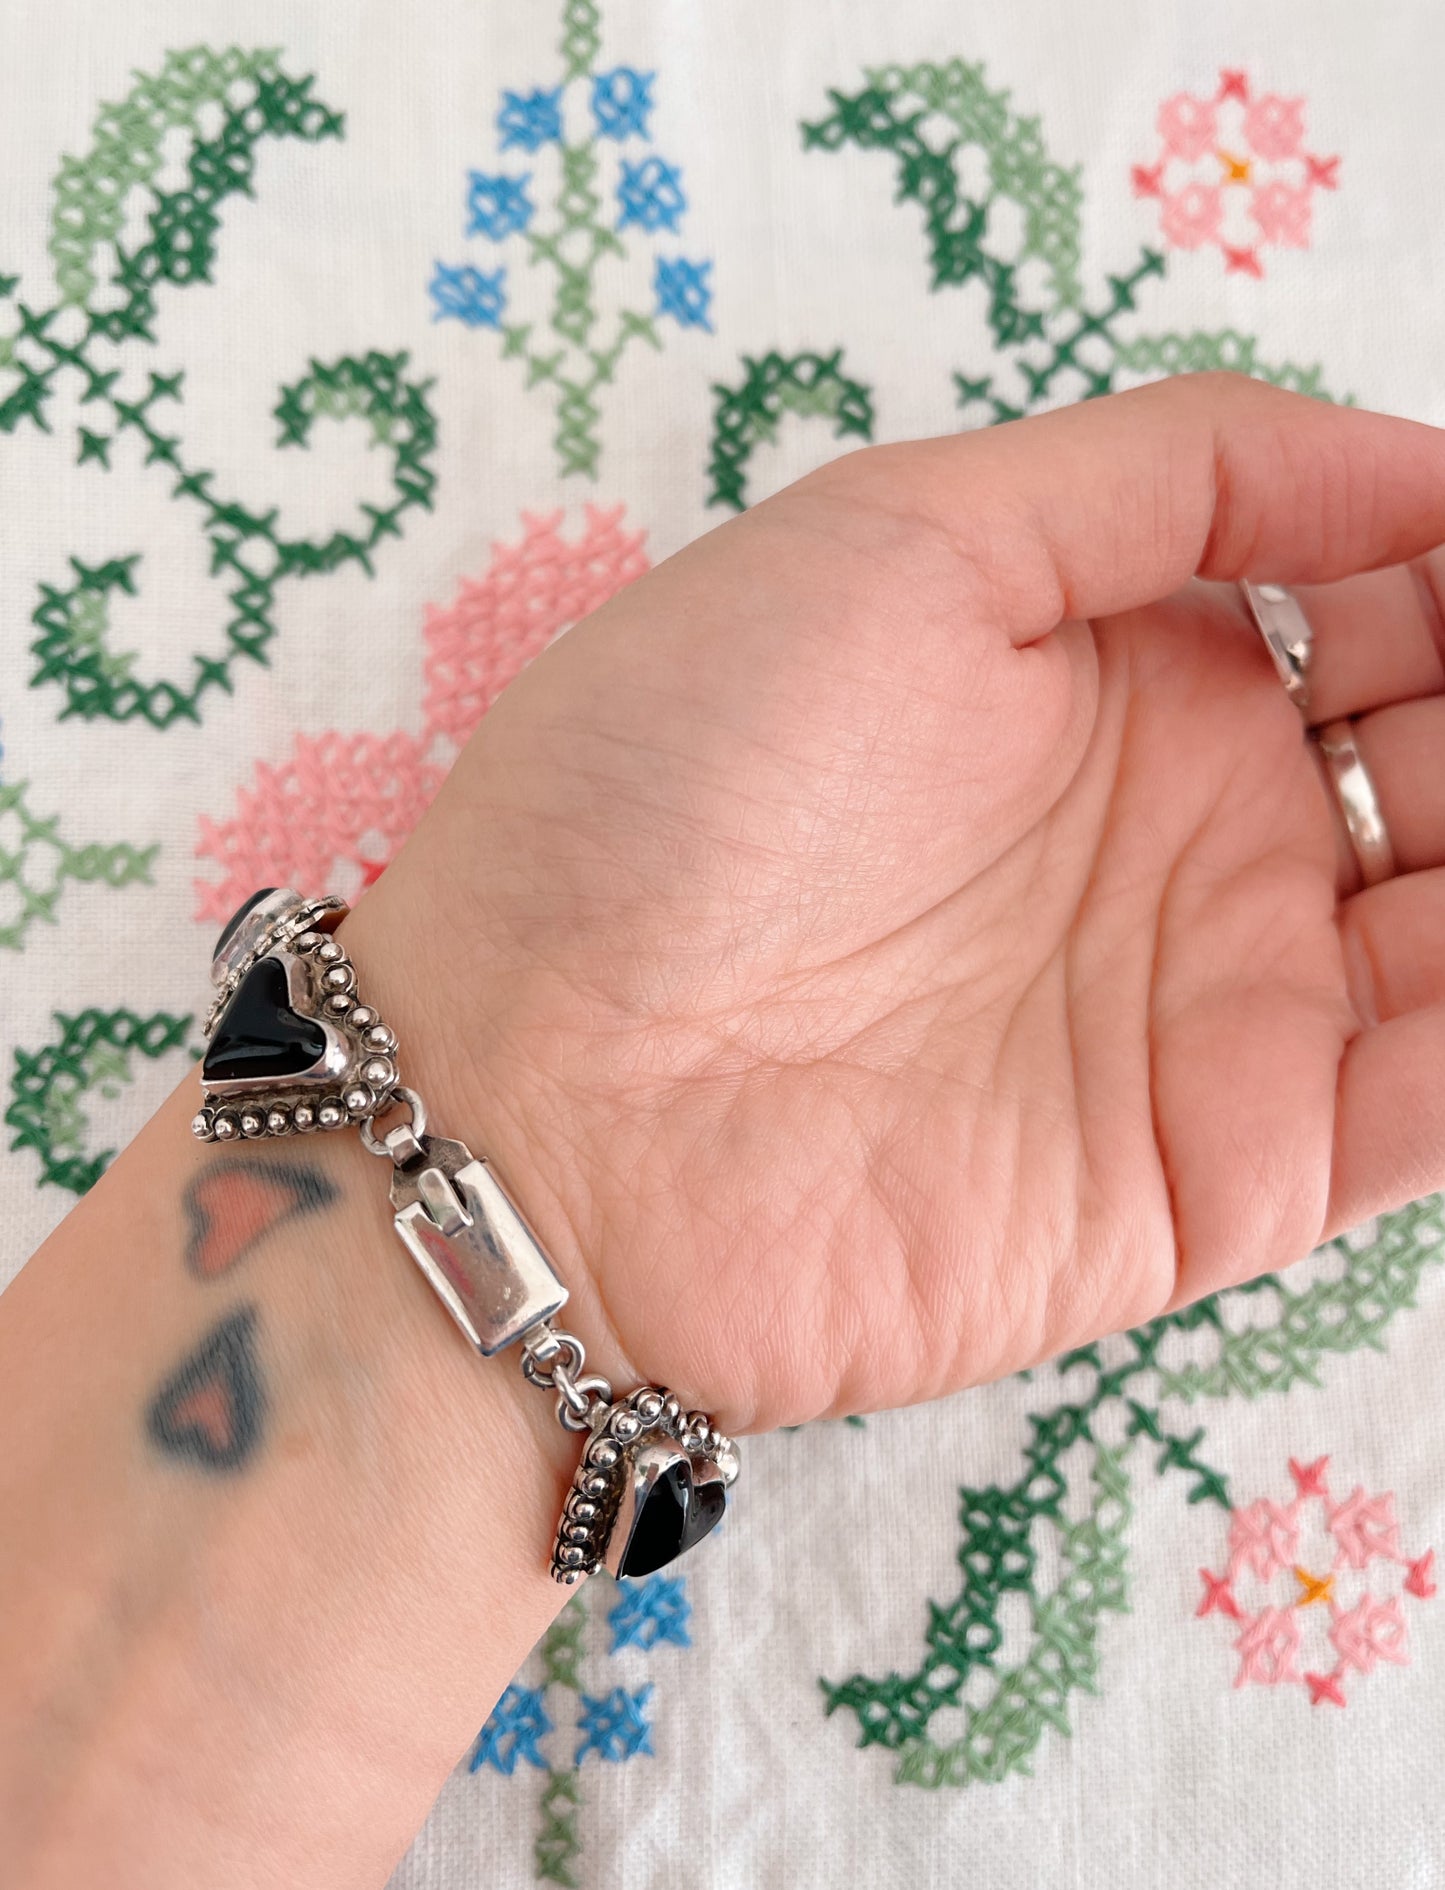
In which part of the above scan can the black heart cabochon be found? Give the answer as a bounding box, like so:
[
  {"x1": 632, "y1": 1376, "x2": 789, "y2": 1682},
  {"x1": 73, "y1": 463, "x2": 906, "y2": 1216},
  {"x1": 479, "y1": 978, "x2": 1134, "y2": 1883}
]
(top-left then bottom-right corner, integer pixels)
[
  {"x1": 617, "y1": 1455, "x2": 727, "y2": 1578},
  {"x1": 202, "y1": 955, "x2": 328, "y2": 1086}
]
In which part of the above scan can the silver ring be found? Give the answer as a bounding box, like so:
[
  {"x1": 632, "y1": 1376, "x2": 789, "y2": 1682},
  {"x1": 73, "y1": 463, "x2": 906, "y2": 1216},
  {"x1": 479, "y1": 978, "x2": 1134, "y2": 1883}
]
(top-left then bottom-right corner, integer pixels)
[
  {"x1": 1240, "y1": 580, "x2": 1313, "y2": 714},
  {"x1": 1315, "y1": 719, "x2": 1397, "y2": 887}
]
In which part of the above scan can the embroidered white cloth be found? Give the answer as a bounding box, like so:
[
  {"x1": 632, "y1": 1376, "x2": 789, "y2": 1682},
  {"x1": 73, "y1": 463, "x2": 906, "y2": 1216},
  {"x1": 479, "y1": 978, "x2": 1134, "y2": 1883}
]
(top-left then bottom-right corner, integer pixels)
[{"x1": 3, "y1": 3, "x2": 1444, "y2": 1886}]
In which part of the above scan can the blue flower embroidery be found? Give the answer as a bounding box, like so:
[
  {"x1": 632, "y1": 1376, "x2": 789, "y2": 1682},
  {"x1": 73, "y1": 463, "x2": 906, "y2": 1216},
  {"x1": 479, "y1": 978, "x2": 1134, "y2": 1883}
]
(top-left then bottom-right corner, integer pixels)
[
  {"x1": 608, "y1": 1575, "x2": 693, "y2": 1651},
  {"x1": 575, "y1": 1684, "x2": 654, "y2": 1763},
  {"x1": 654, "y1": 256, "x2": 713, "y2": 329},
  {"x1": 429, "y1": 262, "x2": 507, "y2": 327},
  {"x1": 592, "y1": 66, "x2": 654, "y2": 140},
  {"x1": 616, "y1": 156, "x2": 687, "y2": 232},
  {"x1": 466, "y1": 171, "x2": 533, "y2": 240},
  {"x1": 470, "y1": 1683, "x2": 552, "y2": 1775},
  {"x1": 497, "y1": 85, "x2": 564, "y2": 151}
]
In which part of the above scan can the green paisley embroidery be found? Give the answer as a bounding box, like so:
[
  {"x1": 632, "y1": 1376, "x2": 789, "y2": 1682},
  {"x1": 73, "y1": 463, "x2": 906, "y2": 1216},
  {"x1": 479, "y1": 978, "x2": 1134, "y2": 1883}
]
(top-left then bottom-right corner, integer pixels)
[
  {"x1": 895, "y1": 1444, "x2": 1131, "y2": 1788},
  {"x1": 707, "y1": 350, "x2": 875, "y2": 513},
  {"x1": 6, "y1": 1008, "x2": 194, "y2": 1192},
  {"x1": 0, "y1": 781, "x2": 156, "y2": 953},
  {"x1": 823, "y1": 1199, "x2": 1444, "y2": 1785},
  {"x1": 2, "y1": 49, "x2": 439, "y2": 728}
]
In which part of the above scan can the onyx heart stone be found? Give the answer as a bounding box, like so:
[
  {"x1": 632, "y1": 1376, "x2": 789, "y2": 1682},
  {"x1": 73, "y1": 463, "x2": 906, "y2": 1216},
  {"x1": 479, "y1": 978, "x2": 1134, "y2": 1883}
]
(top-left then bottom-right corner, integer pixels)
[
  {"x1": 617, "y1": 1456, "x2": 727, "y2": 1579},
  {"x1": 203, "y1": 956, "x2": 329, "y2": 1085}
]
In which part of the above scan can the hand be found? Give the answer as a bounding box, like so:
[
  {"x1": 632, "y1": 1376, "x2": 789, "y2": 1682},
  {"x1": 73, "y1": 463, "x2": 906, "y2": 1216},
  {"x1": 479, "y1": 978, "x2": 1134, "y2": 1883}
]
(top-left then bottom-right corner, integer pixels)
[{"x1": 351, "y1": 373, "x2": 1445, "y2": 1433}]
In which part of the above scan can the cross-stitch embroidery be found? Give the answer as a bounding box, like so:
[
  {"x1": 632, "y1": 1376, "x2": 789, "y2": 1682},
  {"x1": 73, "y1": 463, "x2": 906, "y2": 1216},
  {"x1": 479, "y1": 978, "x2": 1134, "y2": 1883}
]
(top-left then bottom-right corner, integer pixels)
[
  {"x1": 1132, "y1": 70, "x2": 1341, "y2": 279},
  {"x1": 1199, "y1": 1456, "x2": 1435, "y2": 1706},
  {"x1": 431, "y1": 0, "x2": 715, "y2": 478},
  {"x1": 1, "y1": 50, "x2": 438, "y2": 729},
  {"x1": 823, "y1": 1202, "x2": 1444, "y2": 1785}
]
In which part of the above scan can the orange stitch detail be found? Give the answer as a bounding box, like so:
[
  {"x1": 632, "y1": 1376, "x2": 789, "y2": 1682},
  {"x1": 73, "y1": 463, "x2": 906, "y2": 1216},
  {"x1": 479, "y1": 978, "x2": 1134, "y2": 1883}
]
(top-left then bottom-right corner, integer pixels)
[{"x1": 1292, "y1": 1566, "x2": 1334, "y2": 1609}]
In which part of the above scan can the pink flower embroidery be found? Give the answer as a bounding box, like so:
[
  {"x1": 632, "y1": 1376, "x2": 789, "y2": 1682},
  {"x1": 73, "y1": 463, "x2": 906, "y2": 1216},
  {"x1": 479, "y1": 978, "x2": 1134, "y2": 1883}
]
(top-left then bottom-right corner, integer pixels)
[
  {"x1": 1331, "y1": 1596, "x2": 1410, "y2": 1675},
  {"x1": 195, "y1": 505, "x2": 650, "y2": 919},
  {"x1": 1227, "y1": 1499, "x2": 1297, "y2": 1582},
  {"x1": 1159, "y1": 183, "x2": 1223, "y2": 251},
  {"x1": 1157, "y1": 92, "x2": 1217, "y2": 162},
  {"x1": 1233, "y1": 1608, "x2": 1301, "y2": 1687},
  {"x1": 1244, "y1": 94, "x2": 1305, "y2": 161},
  {"x1": 1198, "y1": 1457, "x2": 1433, "y2": 1708},
  {"x1": 1327, "y1": 1487, "x2": 1401, "y2": 1570},
  {"x1": 1250, "y1": 181, "x2": 1311, "y2": 248},
  {"x1": 1130, "y1": 69, "x2": 1338, "y2": 277}
]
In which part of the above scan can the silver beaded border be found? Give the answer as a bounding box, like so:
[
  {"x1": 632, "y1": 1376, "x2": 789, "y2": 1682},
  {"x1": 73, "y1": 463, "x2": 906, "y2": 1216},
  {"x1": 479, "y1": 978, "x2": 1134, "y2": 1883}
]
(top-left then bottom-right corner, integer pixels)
[
  {"x1": 192, "y1": 925, "x2": 402, "y2": 1144},
  {"x1": 550, "y1": 1385, "x2": 734, "y2": 1584}
]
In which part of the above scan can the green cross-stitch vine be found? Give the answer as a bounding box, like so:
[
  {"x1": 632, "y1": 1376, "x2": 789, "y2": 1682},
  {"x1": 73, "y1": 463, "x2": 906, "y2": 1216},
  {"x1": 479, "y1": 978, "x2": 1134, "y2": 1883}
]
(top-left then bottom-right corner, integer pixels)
[
  {"x1": 5, "y1": 1007, "x2": 193, "y2": 1193},
  {"x1": 0, "y1": 782, "x2": 156, "y2": 953},
  {"x1": 823, "y1": 1198, "x2": 1444, "y2": 1785},
  {"x1": 508, "y1": 137, "x2": 661, "y2": 482},
  {"x1": 1, "y1": 48, "x2": 438, "y2": 728},
  {"x1": 792, "y1": 61, "x2": 1347, "y2": 443},
  {"x1": 707, "y1": 350, "x2": 875, "y2": 511},
  {"x1": 535, "y1": 1597, "x2": 588, "y2": 1886}
]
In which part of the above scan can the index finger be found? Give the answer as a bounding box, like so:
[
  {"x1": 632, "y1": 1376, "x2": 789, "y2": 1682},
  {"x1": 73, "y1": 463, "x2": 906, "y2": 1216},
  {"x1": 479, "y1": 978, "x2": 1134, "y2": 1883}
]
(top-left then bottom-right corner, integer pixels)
[{"x1": 833, "y1": 373, "x2": 1445, "y2": 643}]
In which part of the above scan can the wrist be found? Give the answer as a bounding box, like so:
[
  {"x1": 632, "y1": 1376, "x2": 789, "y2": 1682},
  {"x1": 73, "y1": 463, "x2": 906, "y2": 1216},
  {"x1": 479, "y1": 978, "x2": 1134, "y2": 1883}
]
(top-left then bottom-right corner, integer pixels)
[
  {"x1": 334, "y1": 844, "x2": 644, "y2": 1402},
  {"x1": 1, "y1": 1073, "x2": 575, "y2": 1886},
  {"x1": 333, "y1": 866, "x2": 742, "y2": 1584}
]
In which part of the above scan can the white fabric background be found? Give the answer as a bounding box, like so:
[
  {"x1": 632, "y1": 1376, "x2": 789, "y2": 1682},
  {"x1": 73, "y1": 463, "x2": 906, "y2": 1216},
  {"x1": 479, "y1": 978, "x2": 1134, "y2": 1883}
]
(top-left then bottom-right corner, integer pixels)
[{"x1": 2, "y1": 3, "x2": 1443, "y2": 1885}]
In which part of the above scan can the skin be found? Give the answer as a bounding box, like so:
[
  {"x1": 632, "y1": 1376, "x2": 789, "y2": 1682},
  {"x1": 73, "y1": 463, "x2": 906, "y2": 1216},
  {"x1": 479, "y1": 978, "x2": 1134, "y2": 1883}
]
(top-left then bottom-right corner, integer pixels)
[
  {"x1": 345, "y1": 371, "x2": 1445, "y2": 1424},
  {"x1": 7, "y1": 374, "x2": 1445, "y2": 1883}
]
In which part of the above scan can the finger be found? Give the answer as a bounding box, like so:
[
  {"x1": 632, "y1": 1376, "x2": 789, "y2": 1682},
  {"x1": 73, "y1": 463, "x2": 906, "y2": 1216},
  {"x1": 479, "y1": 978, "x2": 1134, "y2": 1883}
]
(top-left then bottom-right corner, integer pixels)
[
  {"x1": 1328, "y1": 1003, "x2": 1445, "y2": 1234},
  {"x1": 1338, "y1": 870, "x2": 1445, "y2": 1025},
  {"x1": 840, "y1": 373, "x2": 1445, "y2": 642},
  {"x1": 1289, "y1": 550, "x2": 1445, "y2": 723},
  {"x1": 1315, "y1": 696, "x2": 1445, "y2": 895}
]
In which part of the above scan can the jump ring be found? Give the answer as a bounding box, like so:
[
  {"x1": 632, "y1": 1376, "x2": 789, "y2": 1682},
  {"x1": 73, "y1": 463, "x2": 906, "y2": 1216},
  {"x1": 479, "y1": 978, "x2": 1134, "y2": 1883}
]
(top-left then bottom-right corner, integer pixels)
[
  {"x1": 522, "y1": 1333, "x2": 585, "y2": 1390},
  {"x1": 556, "y1": 1373, "x2": 614, "y2": 1433},
  {"x1": 551, "y1": 1359, "x2": 593, "y2": 1420},
  {"x1": 359, "y1": 1084, "x2": 428, "y2": 1158},
  {"x1": 1315, "y1": 718, "x2": 1397, "y2": 888}
]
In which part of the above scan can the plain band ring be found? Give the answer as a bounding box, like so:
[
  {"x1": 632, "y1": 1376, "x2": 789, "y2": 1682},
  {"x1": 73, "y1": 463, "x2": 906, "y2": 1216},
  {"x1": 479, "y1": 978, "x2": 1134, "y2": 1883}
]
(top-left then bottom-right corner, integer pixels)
[
  {"x1": 1239, "y1": 579, "x2": 1313, "y2": 714},
  {"x1": 1315, "y1": 719, "x2": 1397, "y2": 888}
]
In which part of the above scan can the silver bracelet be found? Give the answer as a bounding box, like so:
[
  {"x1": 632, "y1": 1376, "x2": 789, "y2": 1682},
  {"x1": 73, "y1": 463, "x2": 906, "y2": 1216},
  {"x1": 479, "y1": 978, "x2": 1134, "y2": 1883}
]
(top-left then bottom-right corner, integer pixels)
[{"x1": 191, "y1": 888, "x2": 739, "y2": 1584}]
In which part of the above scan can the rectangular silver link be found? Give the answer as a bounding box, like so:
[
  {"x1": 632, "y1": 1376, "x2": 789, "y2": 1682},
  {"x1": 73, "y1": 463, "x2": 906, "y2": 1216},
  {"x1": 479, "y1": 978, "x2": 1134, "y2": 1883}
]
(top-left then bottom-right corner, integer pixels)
[{"x1": 390, "y1": 1138, "x2": 568, "y2": 1356}]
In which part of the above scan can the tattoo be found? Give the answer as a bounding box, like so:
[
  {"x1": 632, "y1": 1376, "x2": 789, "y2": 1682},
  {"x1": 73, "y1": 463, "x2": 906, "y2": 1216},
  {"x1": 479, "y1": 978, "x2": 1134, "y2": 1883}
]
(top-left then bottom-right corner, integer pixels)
[
  {"x1": 184, "y1": 1157, "x2": 337, "y2": 1280},
  {"x1": 146, "y1": 1306, "x2": 266, "y2": 1472}
]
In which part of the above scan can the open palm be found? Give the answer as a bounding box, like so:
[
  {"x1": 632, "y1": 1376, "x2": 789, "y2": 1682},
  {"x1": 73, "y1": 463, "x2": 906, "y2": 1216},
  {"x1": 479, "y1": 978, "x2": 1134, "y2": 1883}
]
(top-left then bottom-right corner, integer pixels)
[{"x1": 358, "y1": 375, "x2": 1445, "y2": 1434}]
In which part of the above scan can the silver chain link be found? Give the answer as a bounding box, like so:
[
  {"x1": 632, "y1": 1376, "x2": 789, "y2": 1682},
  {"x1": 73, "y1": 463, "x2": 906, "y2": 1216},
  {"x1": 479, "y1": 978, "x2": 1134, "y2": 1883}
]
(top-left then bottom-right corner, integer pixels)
[
  {"x1": 521, "y1": 1324, "x2": 615, "y2": 1433},
  {"x1": 359, "y1": 1084, "x2": 429, "y2": 1161}
]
